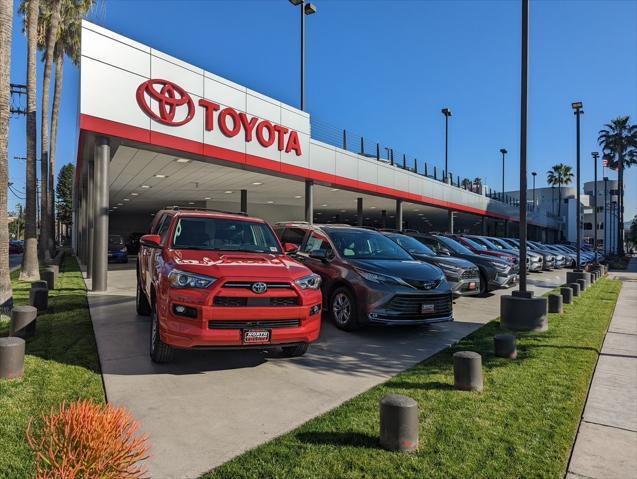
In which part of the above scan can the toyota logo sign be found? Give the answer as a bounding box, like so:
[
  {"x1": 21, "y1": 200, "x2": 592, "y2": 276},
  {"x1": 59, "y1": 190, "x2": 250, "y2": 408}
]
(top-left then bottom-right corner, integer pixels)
[
  {"x1": 136, "y1": 79, "x2": 195, "y2": 126},
  {"x1": 251, "y1": 282, "x2": 268, "y2": 294}
]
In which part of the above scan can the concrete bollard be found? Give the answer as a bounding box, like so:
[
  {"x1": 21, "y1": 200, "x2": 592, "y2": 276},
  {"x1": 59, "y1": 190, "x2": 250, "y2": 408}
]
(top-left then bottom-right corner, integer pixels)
[
  {"x1": 548, "y1": 294, "x2": 563, "y2": 314},
  {"x1": 29, "y1": 287, "x2": 49, "y2": 311},
  {"x1": 494, "y1": 334, "x2": 516, "y2": 359},
  {"x1": 42, "y1": 268, "x2": 56, "y2": 290},
  {"x1": 453, "y1": 351, "x2": 483, "y2": 392},
  {"x1": 569, "y1": 282, "x2": 580, "y2": 297},
  {"x1": 379, "y1": 394, "x2": 419, "y2": 452},
  {"x1": 0, "y1": 337, "x2": 26, "y2": 379},
  {"x1": 576, "y1": 278, "x2": 587, "y2": 292},
  {"x1": 9, "y1": 306, "x2": 38, "y2": 338},
  {"x1": 560, "y1": 287, "x2": 573, "y2": 304}
]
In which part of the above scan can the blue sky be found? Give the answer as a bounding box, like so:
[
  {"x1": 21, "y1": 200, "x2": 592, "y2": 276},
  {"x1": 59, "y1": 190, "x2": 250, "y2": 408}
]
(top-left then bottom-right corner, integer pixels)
[{"x1": 7, "y1": 0, "x2": 637, "y2": 218}]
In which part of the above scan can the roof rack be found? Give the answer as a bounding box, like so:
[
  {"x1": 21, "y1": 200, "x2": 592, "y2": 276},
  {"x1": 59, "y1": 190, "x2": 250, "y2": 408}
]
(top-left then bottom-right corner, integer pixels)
[{"x1": 165, "y1": 206, "x2": 248, "y2": 216}]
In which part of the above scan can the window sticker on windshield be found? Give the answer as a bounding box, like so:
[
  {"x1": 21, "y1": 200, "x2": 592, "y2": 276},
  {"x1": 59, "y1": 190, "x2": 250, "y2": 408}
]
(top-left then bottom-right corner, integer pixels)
[{"x1": 269, "y1": 246, "x2": 278, "y2": 252}]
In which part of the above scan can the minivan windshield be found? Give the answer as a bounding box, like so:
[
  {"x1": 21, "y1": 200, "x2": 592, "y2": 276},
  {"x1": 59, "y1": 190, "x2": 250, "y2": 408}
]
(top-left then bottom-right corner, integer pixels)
[
  {"x1": 461, "y1": 237, "x2": 487, "y2": 250},
  {"x1": 386, "y1": 233, "x2": 436, "y2": 256},
  {"x1": 434, "y1": 235, "x2": 474, "y2": 256},
  {"x1": 172, "y1": 217, "x2": 281, "y2": 253},
  {"x1": 327, "y1": 229, "x2": 413, "y2": 260},
  {"x1": 108, "y1": 235, "x2": 123, "y2": 246}
]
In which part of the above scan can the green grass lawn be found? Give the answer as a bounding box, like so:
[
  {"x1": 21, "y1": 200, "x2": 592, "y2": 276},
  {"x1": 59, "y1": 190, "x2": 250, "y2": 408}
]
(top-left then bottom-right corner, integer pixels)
[
  {"x1": 0, "y1": 257, "x2": 104, "y2": 479},
  {"x1": 204, "y1": 278, "x2": 621, "y2": 479}
]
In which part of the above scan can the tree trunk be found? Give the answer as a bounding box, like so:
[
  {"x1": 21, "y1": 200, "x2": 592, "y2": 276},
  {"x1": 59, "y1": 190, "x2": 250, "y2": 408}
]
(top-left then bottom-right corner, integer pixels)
[
  {"x1": 0, "y1": 0, "x2": 14, "y2": 306},
  {"x1": 20, "y1": 0, "x2": 40, "y2": 281},
  {"x1": 49, "y1": 46, "x2": 64, "y2": 253},
  {"x1": 39, "y1": 0, "x2": 61, "y2": 262}
]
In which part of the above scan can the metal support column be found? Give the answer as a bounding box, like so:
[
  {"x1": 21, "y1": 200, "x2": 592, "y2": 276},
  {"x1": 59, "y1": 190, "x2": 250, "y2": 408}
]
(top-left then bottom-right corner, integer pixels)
[
  {"x1": 356, "y1": 197, "x2": 363, "y2": 227},
  {"x1": 381, "y1": 210, "x2": 387, "y2": 228},
  {"x1": 92, "y1": 137, "x2": 110, "y2": 292},
  {"x1": 481, "y1": 216, "x2": 487, "y2": 235},
  {"x1": 304, "y1": 180, "x2": 313, "y2": 223},
  {"x1": 504, "y1": 220, "x2": 510, "y2": 237},
  {"x1": 448, "y1": 210, "x2": 454, "y2": 234},
  {"x1": 86, "y1": 153, "x2": 94, "y2": 279},
  {"x1": 395, "y1": 199, "x2": 403, "y2": 231},
  {"x1": 240, "y1": 189, "x2": 248, "y2": 214}
]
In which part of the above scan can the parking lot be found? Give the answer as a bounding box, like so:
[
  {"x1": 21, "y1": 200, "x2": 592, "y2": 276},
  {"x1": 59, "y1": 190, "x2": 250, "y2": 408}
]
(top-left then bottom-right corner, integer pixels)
[{"x1": 84, "y1": 261, "x2": 567, "y2": 479}]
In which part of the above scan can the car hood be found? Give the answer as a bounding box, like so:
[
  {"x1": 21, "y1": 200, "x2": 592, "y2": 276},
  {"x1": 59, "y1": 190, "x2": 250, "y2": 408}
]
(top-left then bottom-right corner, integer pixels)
[
  {"x1": 411, "y1": 253, "x2": 476, "y2": 270},
  {"x1": 347, "y1": 258, "x2": 443, "y2": 281},
  {"x1": 169, "y1": 249, "x2": 310, "y2": 280}
]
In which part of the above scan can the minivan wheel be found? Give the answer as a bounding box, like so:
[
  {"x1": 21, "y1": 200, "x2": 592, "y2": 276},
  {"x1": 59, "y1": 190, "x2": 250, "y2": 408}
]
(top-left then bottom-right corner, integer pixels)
[
  {"x1": 150, "y1": 305, "x2": 174, "y2": 363},
  {"x1": 330, "y1": 287, "x2": 360, "y2": 331},
  {"x1": 478, "y1": 271, "x2": 488, "y2": 297},
  {"x1": 136, "y1": 282, "x2": 152, "y2": 316},
  {"x1": 280, "y1": 343, "x2": 309, "y2": 357}
]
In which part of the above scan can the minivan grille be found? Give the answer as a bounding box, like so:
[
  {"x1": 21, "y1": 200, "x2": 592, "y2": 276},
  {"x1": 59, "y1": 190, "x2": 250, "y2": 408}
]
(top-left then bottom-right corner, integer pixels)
[
  {"x1": 385, "y1": 293, "x2": 452, "y2": 317},
  {"x1": 208, "y1": 319, "x2": 300, "y2": 329}
]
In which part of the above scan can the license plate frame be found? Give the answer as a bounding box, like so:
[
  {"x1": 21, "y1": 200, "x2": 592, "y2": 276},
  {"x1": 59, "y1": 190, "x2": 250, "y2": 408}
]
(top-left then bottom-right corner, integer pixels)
[
  {"x1": 421, "y1": 303, "x2": 435, "y2": 314},
  {"x1": 242, "y1": 328, "x2": 271, "y2": 345},
  {"x1": 468, "y1": 282, "x2": 477, "y2": 290}
]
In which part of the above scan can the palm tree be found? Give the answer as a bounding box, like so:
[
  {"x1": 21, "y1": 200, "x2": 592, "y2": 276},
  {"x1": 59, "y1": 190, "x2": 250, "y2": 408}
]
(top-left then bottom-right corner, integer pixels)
[
  {"x1": 598, "y1": 116, "x2": 637, "y2": 256},
  {"x1": 0, "y1": 0, "x2": 14, "y2": 307},
  {"x1": 47, "y1": 0, "x2": 92, "y2": 248},
  {"x1": 19, "y1": 0, "x2": 40, "y2": 281},
  {"x1": 546, "y1": 163, "x2": 574, "y2": 218}
]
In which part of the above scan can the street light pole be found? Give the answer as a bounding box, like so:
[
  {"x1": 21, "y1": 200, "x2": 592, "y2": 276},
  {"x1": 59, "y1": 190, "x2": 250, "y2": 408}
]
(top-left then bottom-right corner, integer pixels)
[
  {"x1": 603, "y1": 176, "x2": 608, "y2": 255},
  {"x1": 441, "y1": 108, "x2": 452, "y2": 182},
  {"x1": 518, "y1": 0, "x2": 528, "y2": 294},
  {"x1": 500, "y1": 148, "x2": 508, "y2": 196},
  {"x1": 592, "y1": 152, "x2": 599, "y2": 263},
  {"x1": 531, "y1": 171, "x2": 537, "y2": 208},
  {"x1": 571, "y1": 101, "x2": 584, "y2": 271},
  {"x1": 289, "y1": 0, "x2": 317, "y2": 111}
]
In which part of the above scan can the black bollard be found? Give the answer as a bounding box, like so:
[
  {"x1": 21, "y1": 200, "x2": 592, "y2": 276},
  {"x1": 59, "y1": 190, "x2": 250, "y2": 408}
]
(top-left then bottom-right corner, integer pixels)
[
  {"x1": 494, "y1": 334, "x2": 516, "y2": 359},
  {"x1": 0, "y1": 337, "x2": 26, "y2": 379},
  {"x1": 10, "y1": 306, "x2": 38, "y2": 338},
  {"x1": 379, "y1": 394, "x2": 419, "y2": 452},
  {"x1": 569, "y1": 282, "x2": 581, "y2": 297},
  {"x1": 42, "y1": 268, "x2": 56, "y2": 290},
  {"x1": 560, "y1": 287, "x2": 573, "y2": 304},
  {"x1": 548, "y1": 294, "x2": 563, "y2": 314},
  {"x1": 29, "y1": 287, "x2": 49, "y2": 312},
  {"x1": 576, "y1": 278, "x2": 587, "y2": 292},
  {"x1": 453, "y1": 351, "x2": 483, "y2": 392}
]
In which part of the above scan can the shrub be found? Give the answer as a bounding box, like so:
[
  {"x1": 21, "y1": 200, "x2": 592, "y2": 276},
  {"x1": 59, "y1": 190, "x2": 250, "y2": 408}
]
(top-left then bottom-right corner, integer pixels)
[{"x1": 26, "y1": 400, "x2": 149, "y2": 479}]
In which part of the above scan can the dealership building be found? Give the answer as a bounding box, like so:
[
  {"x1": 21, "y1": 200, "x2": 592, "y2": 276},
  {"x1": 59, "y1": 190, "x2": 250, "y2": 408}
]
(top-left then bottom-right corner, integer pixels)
[{"x1": 74, "y1": 21, "x2": 562, "y2": 290}]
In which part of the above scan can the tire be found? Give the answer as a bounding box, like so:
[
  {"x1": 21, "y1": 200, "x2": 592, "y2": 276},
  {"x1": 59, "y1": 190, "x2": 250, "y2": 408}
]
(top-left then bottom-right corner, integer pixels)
[
  {"x1": 136, "y1": 281, "x2": 152, "y2": 316},
  {"x1": 280, "y1": 343, "x2": 309, "y2": 357},
  {"x1": 478, "y1": 271, "x2": 488, "y2": 297},
  {"x1": 330, "y1": 286, "x2": 360, "y2": 331},
  {"x1": 150, "y1": 304, "x2": 174, "y2": 363}
]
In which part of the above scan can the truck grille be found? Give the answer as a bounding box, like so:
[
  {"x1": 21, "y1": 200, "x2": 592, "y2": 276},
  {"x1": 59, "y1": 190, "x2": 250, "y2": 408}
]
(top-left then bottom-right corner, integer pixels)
[
  {"x1": 213, "y1": 297, "x2": 299, "y2": 307},
  {"x1": 208, "y1": 319, "x2": 300, "y2": 329},
  {"x1": 222, "y1": 281, "x2": 292, "y2": 290},
  {"x1": 384, "y1": 293, "x2": 452, "y2": 318},
  {"x1": 461, "y1": 268, "x2": 479, "y2": 279}
]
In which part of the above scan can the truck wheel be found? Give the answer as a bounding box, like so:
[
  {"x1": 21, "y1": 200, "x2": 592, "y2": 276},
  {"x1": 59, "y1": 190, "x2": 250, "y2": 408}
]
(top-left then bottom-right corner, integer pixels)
[
  {"x1": 280, "y1": 343, "x2": 309, "y2": 357},
  {"x1": 330, "y1": 286, "x2": 360, "y2": 331},
  {"x1": 150, "y1": 304, "x2": 174, "y2": 363},
  {"x1": 136, "y1": 282, "x2": 152, "y2": 316}
]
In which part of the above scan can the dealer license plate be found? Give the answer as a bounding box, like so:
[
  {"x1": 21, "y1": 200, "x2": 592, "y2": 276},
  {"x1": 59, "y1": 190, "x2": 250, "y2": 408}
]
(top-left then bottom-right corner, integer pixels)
[
  {"x1": 468, "y1": 282, "x2": 477, "y2": 290},
  {"x1": 243, "y1": 329, "x2": 271, "y2": 344},
  {"x1": 421, "y1": 304, "x2": 435, "y2": 314}
]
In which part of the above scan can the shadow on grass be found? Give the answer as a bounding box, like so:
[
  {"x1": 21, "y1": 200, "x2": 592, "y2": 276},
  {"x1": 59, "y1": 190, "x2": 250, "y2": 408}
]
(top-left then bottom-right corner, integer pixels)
[
  {"x1": 389, "y1": 381, "x2": 454, "y2": 391},
  {"x1": 295, "y1": 431, "x2": 378, "y2": 449}
]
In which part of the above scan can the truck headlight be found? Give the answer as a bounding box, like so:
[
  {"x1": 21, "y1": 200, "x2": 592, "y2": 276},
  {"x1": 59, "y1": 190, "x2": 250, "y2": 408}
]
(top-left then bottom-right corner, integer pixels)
[
  {"x1": 168, "y1": 269, "x2": 216, "y2": 289},
  {"x1": 295, "y1": 273, "x2": 322, "y2": 290}
]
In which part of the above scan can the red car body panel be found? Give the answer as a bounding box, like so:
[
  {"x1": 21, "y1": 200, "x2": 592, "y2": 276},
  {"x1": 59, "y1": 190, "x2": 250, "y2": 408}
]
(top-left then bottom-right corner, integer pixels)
[{"x1": 138, "y1": 210, "x2": 322, "y2": 350}]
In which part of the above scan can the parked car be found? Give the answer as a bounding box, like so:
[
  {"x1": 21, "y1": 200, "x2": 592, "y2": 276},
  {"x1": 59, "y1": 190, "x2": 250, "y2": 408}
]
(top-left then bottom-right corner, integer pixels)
[
  {"x1": 9, "y1": 240, "x2": 24, "y2": 254},
  {"x1": 137, "y1": 209, "x2": 322, "y2": 362},
  {"x1": 486, "y1": 236, "x2": 543, "y2": 272},
  {"x1": 108, "y1": 235, "x2": 128, "y2": 263},
  {"x1": 528, "y1": 241, "x2": 566, "y2": 268},
  {"x1": 404, "y1": 233, "x2": 517, "y2": 295},
  {"x1": 126, "y1": 232, "x2": 145, "y2": 255},
  {"x1": 543, "y1": 244, "x2": 576, "y2": 268},
  {"x1": 382, "y1": 232, "x2": 481, "y2": 296},
  {"x1": 502, "y1": 238, "x2": 555, "y2": 270},
  {"x1": 447, "y1": 234, "x2": 519, "y2": 269},
  {"x1": 464, "y1": 235, "x2": 529, "y2": 271},
  {"x1": 274, "y1": 223, "x2": 453, "y2": 330}
]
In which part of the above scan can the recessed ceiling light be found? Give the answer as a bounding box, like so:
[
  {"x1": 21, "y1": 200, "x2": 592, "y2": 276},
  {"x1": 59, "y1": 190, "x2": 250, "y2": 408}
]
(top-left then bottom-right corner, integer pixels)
[
  {"x1": 267, "y1": 201, "x2": 274, "y2": 204},
  {"x1": 321, "y1": 204, "x2": 328, "y2": 207},
  {"x1": 175, "y1": 158, "x2": 190, "y2": 163},
  {"x1": 117, "y1": 203, "x2": 123, "y2": 206},
  {"x1": 340, "y1": 209, "x2": 346, "y2": 213},
  {"x1": 154, "y1": 174, "x2": 167, "y2": 178},
  {"x1": 316, "y1": 212, "x2": 322, "y2": 215},
  {"x1": 252, "y1": 182, "x2": 263, "y2": 186},
  {"x1": 141, "y1": 185, "x2": 151, "y2": 189},
  {"x1": 224, "y1": 190, "x2": 233, "y2": 194},
  {"x1": 418, "y1": 213, "x2": 424, "y2": 216},
  {"x1": 370, "y1": 206, "x2": 377, "y2": 209},
  {"x1": 131, "y1": 192, "x2": 139, "y2": 196},
  {"x1": 294, "y1": 195, "x2": 302, "y2": 199},
  {"x1": 113, "y1": 206, "x2": 118, "y2": 210},
  {"x1": 123, "y1": 198, "x2": 130, "y2": 202},
  {"x1": 204, "y1": 197, "x2": 211, "y2": 200},
  {"x1": 188, "y1": 202, "x2": 195, "y2": 205}
]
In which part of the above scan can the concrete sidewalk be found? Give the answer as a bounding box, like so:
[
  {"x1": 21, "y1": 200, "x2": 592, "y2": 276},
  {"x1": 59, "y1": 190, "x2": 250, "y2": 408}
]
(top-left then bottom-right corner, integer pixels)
[
  {"x1": 85, "y1": 264, "x2": 566, "y2": 479},
  {"x1": 567, "y1": 258, "x2": 637, "y2": 479}
]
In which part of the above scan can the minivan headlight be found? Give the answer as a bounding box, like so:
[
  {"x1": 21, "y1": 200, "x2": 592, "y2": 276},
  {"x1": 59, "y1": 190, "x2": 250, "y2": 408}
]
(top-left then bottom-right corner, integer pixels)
[
  {"x1": 168, "y1": 269, "x2": 216, "y2": 289},
  {"x1": 493, "y1": 261, "x2": 509, "y2": 272},
  {"x1": 355, "y1": 269, "x2": 412, "y2": 288},
  {"x1": 295, "y1": 273, "x2": 322, "y2": 290},
  {"x1": 439, "y1": 263, "x2": 461, "y2": 276}
]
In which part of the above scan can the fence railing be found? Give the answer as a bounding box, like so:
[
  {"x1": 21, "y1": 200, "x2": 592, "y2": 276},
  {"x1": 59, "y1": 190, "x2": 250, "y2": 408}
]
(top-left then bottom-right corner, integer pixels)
[{"x1": 311, "y1": 117, "x2": 538, "y2": 212}]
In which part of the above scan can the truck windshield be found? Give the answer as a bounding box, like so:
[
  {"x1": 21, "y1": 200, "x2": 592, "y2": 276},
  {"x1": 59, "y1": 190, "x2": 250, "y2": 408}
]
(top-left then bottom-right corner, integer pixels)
[{"x1": 172, "y1": 217, "x2": 282, "y2": 254}]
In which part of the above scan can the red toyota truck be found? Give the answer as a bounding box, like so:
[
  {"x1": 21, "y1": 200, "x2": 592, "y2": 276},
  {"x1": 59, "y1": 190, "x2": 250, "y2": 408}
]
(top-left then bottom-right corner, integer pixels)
[{"x1": 136, "y1": 208, "x2": 322, "y2": 363}]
